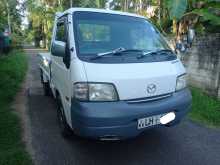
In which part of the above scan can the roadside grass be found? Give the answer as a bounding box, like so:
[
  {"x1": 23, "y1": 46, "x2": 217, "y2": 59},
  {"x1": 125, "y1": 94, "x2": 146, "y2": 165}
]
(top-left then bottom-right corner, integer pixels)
[
  {"x1": 189, "y1": 87, "x2": 220, "y2": 128},
  {"x1": 0, "y1": 50, "x2": 32, "y2": 165}
]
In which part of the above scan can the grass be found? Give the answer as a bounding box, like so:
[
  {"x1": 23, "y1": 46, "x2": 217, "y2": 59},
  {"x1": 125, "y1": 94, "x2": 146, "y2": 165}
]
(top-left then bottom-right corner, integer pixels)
[
  {"x1": 189, "y1": 87, "x2": 220, "y2": 128},
  {"x1": 0, "y1": 50, "x2": 32, "y2": 165}
]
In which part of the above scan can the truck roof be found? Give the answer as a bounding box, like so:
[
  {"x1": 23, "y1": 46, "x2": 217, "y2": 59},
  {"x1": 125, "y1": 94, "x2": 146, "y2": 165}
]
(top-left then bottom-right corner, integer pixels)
[{"x1": 58, "y1": 8, "x2": 146, "y2": 19}]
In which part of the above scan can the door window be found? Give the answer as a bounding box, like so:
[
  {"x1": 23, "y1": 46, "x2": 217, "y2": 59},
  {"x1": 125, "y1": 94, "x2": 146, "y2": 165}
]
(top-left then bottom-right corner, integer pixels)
[
  {"x1": 51, "y1": 18, "x2": 67, "y2": 57},
  {"x1": 55, "y1": 21, "x2": 67, "y2": 42}
]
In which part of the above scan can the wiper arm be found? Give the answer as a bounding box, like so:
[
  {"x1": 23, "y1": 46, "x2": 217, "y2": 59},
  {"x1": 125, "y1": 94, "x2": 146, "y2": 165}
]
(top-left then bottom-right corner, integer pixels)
[
  {"x1": 90, "y1": 47, "x2": 144, "y2": 60},
  {"x1": 137, "y1": 49, "x2": 174, "y2": 59},
  {"x1": 136, "y1": 50, "x2": 157, "y2": 59},
  {"x1": 90, "y1": 47, "x2": 125, "y2": 60},
  {"x1": 156, "y1": 49, "x2": 174, "y2": 54},
  {"x1": 98, "y1": 47, "x2": 125, "y2": 56}
]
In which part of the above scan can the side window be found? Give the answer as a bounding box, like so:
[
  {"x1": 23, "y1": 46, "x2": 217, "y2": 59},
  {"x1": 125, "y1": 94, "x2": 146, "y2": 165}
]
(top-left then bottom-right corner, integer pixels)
[{"x1": 55, "y1": 21, "x2": 66, "y2": 42}]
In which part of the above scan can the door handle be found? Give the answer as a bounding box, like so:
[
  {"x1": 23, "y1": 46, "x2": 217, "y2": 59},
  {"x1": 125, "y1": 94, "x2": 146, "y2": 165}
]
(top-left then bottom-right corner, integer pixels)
[
  {"x1": 70, "y1": 47, "x2": 74, "y2": 52},
  {"x1": 65, "y1": 96, "x2": 70, "y2": 102}
]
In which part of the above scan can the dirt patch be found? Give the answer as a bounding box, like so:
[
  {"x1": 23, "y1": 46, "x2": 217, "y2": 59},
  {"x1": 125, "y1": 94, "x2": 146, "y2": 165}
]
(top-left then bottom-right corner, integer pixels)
[{"x1": 12, "y1": 52, "x2": 37, "y2": 164}]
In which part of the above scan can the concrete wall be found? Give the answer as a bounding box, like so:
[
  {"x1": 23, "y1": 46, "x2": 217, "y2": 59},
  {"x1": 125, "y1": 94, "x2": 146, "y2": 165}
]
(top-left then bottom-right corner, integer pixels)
[{"x1": 182, "y1": 33, "x2": 220, "y2": 99}]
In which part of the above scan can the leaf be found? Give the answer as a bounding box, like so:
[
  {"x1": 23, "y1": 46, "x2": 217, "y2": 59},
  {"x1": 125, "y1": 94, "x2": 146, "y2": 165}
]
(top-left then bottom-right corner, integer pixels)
[
  {"x1": 192, "y1": 8, "x2": 220, "y2": 25},
  {"x1": 167, "y1": 0, "x2": 188, "y2": 20}
]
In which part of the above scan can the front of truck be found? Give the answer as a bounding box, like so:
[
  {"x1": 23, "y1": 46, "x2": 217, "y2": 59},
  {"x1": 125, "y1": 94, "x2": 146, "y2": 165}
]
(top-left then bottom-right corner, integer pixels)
[{"x1": 70, "y1": 9, "x2": 192, "y2": 140}]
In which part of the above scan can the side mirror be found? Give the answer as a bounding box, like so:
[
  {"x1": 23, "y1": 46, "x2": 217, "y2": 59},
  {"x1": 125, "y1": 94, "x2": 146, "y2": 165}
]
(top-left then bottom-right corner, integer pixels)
[
  {"x1": 187, "y1": 28, "x2": 195, "y2": 46},
  {"x1": 51, "y1": 42, "x2": 66, "y2": 57}
]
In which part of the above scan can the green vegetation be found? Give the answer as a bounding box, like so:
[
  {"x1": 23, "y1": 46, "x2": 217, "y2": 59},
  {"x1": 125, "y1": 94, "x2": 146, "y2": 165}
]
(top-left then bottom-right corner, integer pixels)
[
  {"x1": 1, "y1": 0, "x2": 219, "y2": 48},
  {"x1": 189, "y1": 87, "x2": 220, "y2": 127},
  {"x1": 0, "y1": 50, "x2": 32, "y2": 165},
  {"x1": 0, "y1": 0, "x2": 24, "y2": 48},
  {"x1": 25, "y1": 0, "x2": 220, "y2": 49},
  {"x1": 26, "y1": 0, "x2": 108, "y2": 48}
]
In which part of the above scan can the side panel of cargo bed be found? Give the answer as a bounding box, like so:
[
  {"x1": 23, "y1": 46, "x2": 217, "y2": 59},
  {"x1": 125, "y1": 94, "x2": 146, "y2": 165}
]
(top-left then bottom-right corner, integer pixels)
[{"x1": 37, "y1": 52, "x2": 51, "y2": 83}]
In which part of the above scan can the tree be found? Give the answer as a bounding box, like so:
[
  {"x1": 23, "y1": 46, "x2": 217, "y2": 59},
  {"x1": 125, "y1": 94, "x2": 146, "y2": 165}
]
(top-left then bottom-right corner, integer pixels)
[
  {"x1": 25, "y1": 0, "x2": 220, "y2": 49},
  {"x1": 26, "y1": 0, "x2": 108, "y2": 48},
  {"x1": 166, "y1": 0, "x2": 188, "y2": 34},
  {"x1": 80, "y1": 0, "x2": 107, "y2": 8},
  {"x1": 191, "y1": 0, "x2": 220, "y2": 33},
  {"x1": 0, "y1": 0, "x2": 24, "y2": 48},
  {"x1": 0, "y1": 0, "x2": 22, "y2": 33}
]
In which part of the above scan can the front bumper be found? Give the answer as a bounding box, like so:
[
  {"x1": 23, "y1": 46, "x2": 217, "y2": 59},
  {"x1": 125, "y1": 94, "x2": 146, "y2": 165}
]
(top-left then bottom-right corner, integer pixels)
[{"x1": 71, "y1": 88, "x2": 192, "y2": 139}]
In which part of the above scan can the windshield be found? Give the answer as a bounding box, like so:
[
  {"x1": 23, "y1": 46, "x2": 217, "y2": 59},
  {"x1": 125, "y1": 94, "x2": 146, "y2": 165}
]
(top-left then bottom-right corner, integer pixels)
[{"x1": 73, "y1": 11, "x2": 173, "y2": 63}]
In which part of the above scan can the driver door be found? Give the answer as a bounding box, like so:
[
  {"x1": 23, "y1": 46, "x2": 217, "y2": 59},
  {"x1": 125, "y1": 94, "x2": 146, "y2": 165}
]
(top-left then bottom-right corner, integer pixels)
[{"x1": 50, "y1": 16, "x2": 72, "y2": 124}]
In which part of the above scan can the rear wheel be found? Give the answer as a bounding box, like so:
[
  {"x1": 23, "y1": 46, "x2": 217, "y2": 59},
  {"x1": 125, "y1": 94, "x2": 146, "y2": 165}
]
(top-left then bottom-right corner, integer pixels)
[
  {"x1": 57, "y1": 96, "x2": 72, "y2": 138},
  {"x1": 43, "y1": 82, "x2": 51, "y2": 96},
  {"x1": 40, "y1": 69, "x2": 51, "y2": 96}
]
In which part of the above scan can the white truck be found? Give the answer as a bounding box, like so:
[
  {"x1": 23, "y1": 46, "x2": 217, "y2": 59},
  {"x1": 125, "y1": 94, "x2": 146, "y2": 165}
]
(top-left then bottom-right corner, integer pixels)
[{"x1": 38, "y1": 8, "x2": 192, "y2": 140}]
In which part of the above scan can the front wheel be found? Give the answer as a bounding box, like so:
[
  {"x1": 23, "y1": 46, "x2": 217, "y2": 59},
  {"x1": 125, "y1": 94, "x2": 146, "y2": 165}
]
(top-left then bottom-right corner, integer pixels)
[{"x1": 57, "y1": 98, "x2": 72, "y2": 138}]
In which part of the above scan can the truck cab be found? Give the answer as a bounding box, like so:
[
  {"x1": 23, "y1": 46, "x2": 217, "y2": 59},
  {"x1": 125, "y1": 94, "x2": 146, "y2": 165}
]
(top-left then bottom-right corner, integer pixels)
[{"x1": 38, "y1": 8, "x2": 192, "y2": 140}]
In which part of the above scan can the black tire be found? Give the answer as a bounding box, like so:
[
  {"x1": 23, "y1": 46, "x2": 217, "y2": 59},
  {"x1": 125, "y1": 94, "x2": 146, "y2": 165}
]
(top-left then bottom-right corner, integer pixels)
[
  {"x1": 43, "y1": 82, "x2": 51, "y2": 96},
  {"x1": 57, "y1": 97, "x2": 72, "y2": 138},
  {"x1": 40, "y1": 69, "x2": 51, "y2": 96}
]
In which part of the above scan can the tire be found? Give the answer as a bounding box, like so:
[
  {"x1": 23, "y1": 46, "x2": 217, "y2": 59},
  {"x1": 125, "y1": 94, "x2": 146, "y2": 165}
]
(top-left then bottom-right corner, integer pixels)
[
  {"x1": 40, "y1": 69, "x2": 51, "y2": 96},
  {"x1": 57, "y1": 97, "x2": 72, "y2": 138},
  {"x1": 43, "y1": 82, "x2": 51, "y2": 96}
]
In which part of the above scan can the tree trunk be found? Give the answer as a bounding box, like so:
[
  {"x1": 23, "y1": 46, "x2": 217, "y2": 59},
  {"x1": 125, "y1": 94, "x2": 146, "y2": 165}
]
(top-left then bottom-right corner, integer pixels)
[
  {"x1": 35, "y1": 37, "x2": 40, "y2": 47},
  {"x1": 96, "y1": 0, "x2": 100, "y2": 8},
  {"x1": 172, "y1": 19, "x2": 177, "y2": 35},
  {"x1": 5, "y1": 1, "x2": 11, "y2": 34},
  {"x1": 70, "y1": 0, "x2": 73, "y2": 8},
  {"x1": 123, "y1": 0, "x2": 129, "y2": 11},
  {"x1": 45, "y1": 20, "x2": 49, "y2": 49},
  {"x1": 158, "y1": 0, "x2": 161, "y2": 25},
  {"x1": 42, "y1": 23, "x2": 46, "y2": 48},
  {"x1": 139, "y1": 0, "x2": 142, "y2": 11}
]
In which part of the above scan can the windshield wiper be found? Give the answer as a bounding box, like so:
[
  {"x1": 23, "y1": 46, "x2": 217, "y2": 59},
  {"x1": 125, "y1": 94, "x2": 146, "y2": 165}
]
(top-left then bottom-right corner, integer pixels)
[
  {"x1": 90, "y1": 47, "x2": 144, "y2": 60},
  {"x1": 137, "y1": 49, "x2": 174, "y2": 59}
]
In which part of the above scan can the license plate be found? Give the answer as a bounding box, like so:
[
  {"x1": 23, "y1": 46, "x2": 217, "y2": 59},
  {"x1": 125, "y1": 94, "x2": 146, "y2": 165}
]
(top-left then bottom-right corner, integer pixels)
[{"x1": 138, "y1": 114, "x2": 163, "y2": 129}]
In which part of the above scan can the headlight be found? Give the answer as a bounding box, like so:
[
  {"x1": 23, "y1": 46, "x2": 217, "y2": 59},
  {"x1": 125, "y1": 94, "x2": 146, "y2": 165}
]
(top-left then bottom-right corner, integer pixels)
[
  {"x1": 74, "y1": 82, "x2": 118, "y2": 101},
  {"x1": 89, "y1": 83, "x2": 118, "y2": 101},
  {"x1": 43, "y1": 59, "x2": 49, "y2": 67},
  {"x1": 176, "y1": 74, "x2": 187, "y2": 91}
]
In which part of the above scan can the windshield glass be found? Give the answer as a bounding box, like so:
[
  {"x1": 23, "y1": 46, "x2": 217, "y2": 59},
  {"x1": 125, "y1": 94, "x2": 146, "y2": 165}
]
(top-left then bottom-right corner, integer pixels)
[{"x1": 73, "y1": 11, "x2": 173, "y2": 63}]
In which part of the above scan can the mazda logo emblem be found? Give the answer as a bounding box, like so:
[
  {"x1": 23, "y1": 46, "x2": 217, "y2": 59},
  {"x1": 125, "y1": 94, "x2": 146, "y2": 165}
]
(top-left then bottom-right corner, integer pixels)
[{"x1": 147, "y1": 84, "x2": 156, "y2": 94}]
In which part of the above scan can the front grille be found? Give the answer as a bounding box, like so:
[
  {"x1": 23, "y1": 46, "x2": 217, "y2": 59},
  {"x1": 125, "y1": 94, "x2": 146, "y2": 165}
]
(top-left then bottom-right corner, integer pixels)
[{"x1": 126, "y1": 93, "x2": 172, "y2": 103}]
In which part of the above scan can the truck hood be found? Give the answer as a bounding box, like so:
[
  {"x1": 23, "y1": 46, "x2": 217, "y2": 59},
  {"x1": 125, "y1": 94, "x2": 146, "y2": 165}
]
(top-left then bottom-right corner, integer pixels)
[{"x1": 82, "y1": 60, "x2": 185, "y2": 100}]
